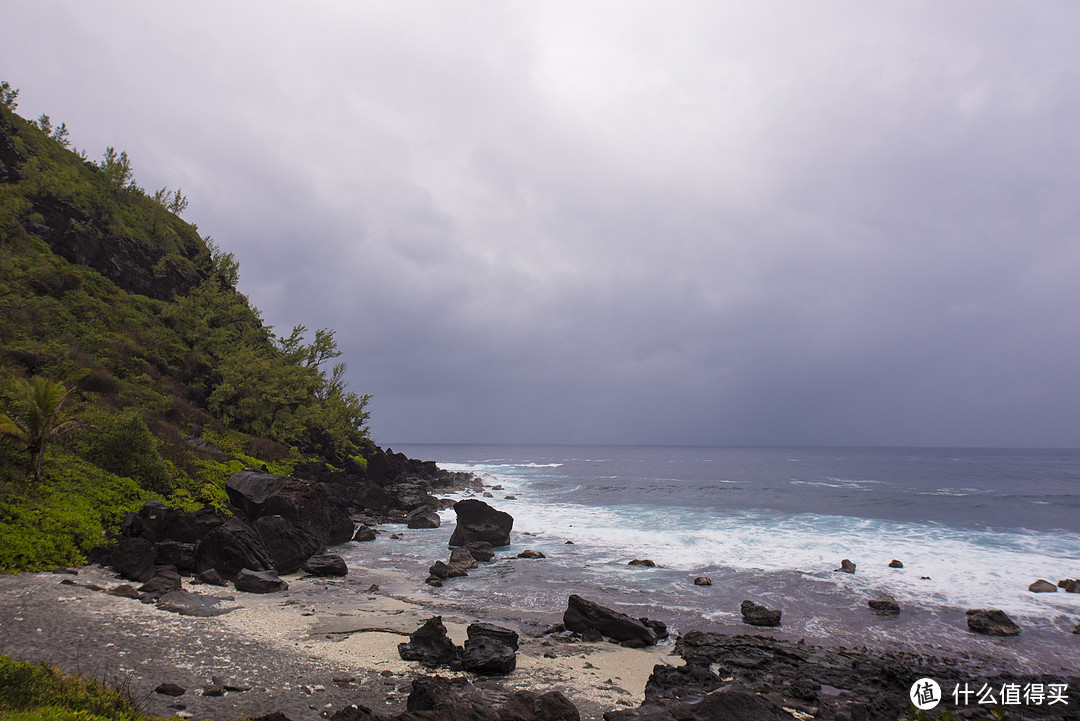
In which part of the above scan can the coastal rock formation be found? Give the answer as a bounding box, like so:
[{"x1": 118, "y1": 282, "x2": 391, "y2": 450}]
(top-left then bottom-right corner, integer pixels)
[
  {"x1": 395, "y1": 676, "x2": 580, "y2": 721},
  {"x1": 463, "y1": 541, "x2": 496, "y2": 561},
  {"x1": 563, "y1": 594, "x2": 659, "y2": 647},
  {"x1": 354, "y1": 525, "x2": 377, "y2": 542},
  {"x1": 302, "y1": 553, "x2": 348, "y2": 577},
  {"x1": 1030, "y1": 579, "x2": 1058, "y2": 593},
  {"x1": 137, "y1": 565, "x2": 182, "y2": 599},
  {"x1": 629, "y1": 559, "x2": 656, "y2": 567},
  {"x1": 234, "y1": 568, "x2": 288, "y2": 594},
  {"x1": 693, "y1": 577, "x2": 712, "y2": 586},
  {"x1": 836, "y1": 559, "x2": 856, "y2": 574},
  {"x1": 253, "y1": 514, "x2": 321, "y2": 574},
  {"x1": 868, "y1": 593, "x2": 900, "y2": 613},
  {"x1": 398, "y1": 616, "x2": 463, "y2": 670},
  {"x1": 1059, "y1": 578, "x2": 1080, "y2": 593},
  {"x1": 966, "y1": 608, "x2": 1021, "y2": 636},
  {"x1": 740, "y1": 599, "x2": 782, "y2": 627},
  {"x1": 605, "y1": 685, "x2": 791, "y2": 721},
  {"x1": 626, "y1": 630, "x2": 1080, "y2": 721},
  {"x1": 406, "y1": 507, "x2": 441, "y2": 529},
  {"x1": 225, "y1": 470, "x2": 282, "y2": 520},
  {"x1": 888, "y1": 559, "x2": 904, "y2": 568},
  {"x1": 109, "y1": 536, "x2": 158, "y2": 582},
  {"x1": 449, "y1": 547, "x2": 478, "y2": 572},
  {"x1": 462, "y1": 623, "x2": 519, "y2": 674},
  {"x1": 518, "y1": 550, "x2": 546, "y2": 559},
  {"x1": 447, "y1": 499, "x2": 514, "y2": 548},
  {"x1": 194, "y1": 518, "x2": 276, "y2": 580}
]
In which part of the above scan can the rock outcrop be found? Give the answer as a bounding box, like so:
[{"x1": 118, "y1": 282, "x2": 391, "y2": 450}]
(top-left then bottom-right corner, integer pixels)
[
  {"x1": 740, "y1": 599, "x2": 782, "y2": 627},
  {"x1": 563, "y1": 594, "x2": 659, "y2": 647},
  {"x1": 447, "y1": 499, "x2": 514, "y2": 548},
  {"x1": 966, "y1": 609, "x2": 1021, "y2": 636}
]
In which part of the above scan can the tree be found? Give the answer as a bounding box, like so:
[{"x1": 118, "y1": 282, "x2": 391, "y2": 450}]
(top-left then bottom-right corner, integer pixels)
[
  {"x1": 0, "y1": 81, "x2": 18, "y2": 109},
  {"x1": 98, "y1": 146, "x2": 133, "y2": 192},
  {"x1": 0, "y1": 377, "x2": 97, "y2": 485}
]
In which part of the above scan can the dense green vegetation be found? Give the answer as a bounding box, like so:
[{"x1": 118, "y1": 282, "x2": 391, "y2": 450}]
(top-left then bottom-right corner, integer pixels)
[
  {"x1": 0, "y1": 655, "x2": 159, "y2": 721},
  {"x1": 0, "y1": 84, "x2": 373, "y2": 572}
]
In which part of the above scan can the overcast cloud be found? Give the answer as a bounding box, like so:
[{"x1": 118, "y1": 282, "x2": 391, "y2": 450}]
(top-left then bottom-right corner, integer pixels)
[{"x1": 4, "y1": 1, "x2": 1079, "y2": 447}]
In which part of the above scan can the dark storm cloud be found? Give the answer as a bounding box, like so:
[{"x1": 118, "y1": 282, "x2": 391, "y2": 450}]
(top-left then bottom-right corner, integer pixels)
[{"x1": 4, "y1": 1, "x2": 1079, "y2": 446}]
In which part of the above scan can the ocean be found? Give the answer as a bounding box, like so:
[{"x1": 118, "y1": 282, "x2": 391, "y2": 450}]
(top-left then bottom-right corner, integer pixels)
[{"x1": 340, "y1": 445, "x2": 1080, "y2": 672}]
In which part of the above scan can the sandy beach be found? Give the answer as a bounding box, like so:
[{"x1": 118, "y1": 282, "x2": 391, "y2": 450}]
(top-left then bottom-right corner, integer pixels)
[{"x1": 0, "y1": 564, "x2": 680, "y2": 721}]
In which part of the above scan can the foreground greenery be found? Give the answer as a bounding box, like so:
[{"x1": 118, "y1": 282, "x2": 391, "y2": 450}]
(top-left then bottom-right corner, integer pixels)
[
  {"x1": 0, "y1": 86, "x2": 373, "y2": 571},
  {"x1": 0, "y1": 655, "x2": 160, "y2": 721}
]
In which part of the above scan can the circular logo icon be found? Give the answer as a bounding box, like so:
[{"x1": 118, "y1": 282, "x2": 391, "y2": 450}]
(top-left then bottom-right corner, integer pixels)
[{"x1": 910, "y1": 678, "x2": 942, "y2": 711}]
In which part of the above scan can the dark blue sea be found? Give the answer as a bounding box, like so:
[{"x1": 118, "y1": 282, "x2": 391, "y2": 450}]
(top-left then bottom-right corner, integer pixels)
[{"x1": 341, "y1": 445, "x2": 1080, "y2": 672}]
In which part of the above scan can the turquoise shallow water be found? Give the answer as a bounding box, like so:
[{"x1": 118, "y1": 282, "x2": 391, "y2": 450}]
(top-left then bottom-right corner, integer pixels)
[{"x1": 340, "y1": 444, "x2": 1080, "y2": 672}]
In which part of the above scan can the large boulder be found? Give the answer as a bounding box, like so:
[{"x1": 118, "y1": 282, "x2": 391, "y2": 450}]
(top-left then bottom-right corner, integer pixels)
[
  {"x1": 153, "y1": 541, "x2": 196, "y2": 574},
  {"x1": 1030, "y1": 579, "x2": 1058, "y2": 593},
  {"x1": 253, "y1": 514, "x2": 321, "y2": 575},
  {"x1": 398, "y1": 617, "x2": 463, "y2": 670},
  {"x1": 225, "y1": 470, "x2": 284, "y2": 520},
  {"x1": 407, "y1": 507, "x2": 441, "y2": 529},
  {"x1": 109, "y1": 536, "x2": 157, "y2": 582},
  {"x1": 868, "y1": 594, "x2": 901, "y2": 613},
  {"x1": 260, "y1": 477, "x2": 332, "y2": 548},
  {"x1": 966, "y1": 609, "x2": 1021, "y2": 637},
  {"x1": 563, "y1": 594, "x2": 658, "y2": 646},
  {"x1": 447, "y1": 499, "x2": 513, "y2": 548},
  {"x1": 194, "y1": 518, "x2": 275, "y2": 580},
  {"x1": 462, "y1": 624, "x2": 518, "y2": 675},
  {"x1": 121, "y1": 501, "x2": 227, "y2": 544}
]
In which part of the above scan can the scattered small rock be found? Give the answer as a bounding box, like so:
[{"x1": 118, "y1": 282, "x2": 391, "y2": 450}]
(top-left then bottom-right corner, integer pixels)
[
  {"x1": 628, "y1": 559, "x2": 656, "y2": 567},
  {"x1": 518, "y1": 550, "x2": 546, "y2": 559},
  {"x1": 868, "y1": 593, "x2": 900, "y2": 613},
  {"x1": 693, "y1": 576, "x2": 712, "y2": 586},
  {"x1": 836, "y1": 559, "x2": 856, "y2": 574},
  {"x1": 155, "y1": 683, "x2": 186, "y2": 696},
  {"x1": 1059, "y1": 579, "x2": 1080, "y2": 593},
  {"x1": 888, "y1": 559, "x2": 904, "y2": 568},
  {"x1": 201, "y1": 685, "x2": 225, "y2": 697},
  {"x1": 301, "y1": 553, "x2": 348, "y2": 577},
  {"x1": 740, "y1": 599, "x2": 782, "y2": 627},
  {"x1": 504, "y1": 495, "x2": 517, "y2": 500},
  {"x1": 966, "y1": 608, "x2": 1021, "y2": 637},
  {"x1": 353, "y1": 525, "x2": 376, "y2": 542},
  {"x1": 1030, "y1": 579, "x2": 1058, "y2": 593},
  {"x1": 234, "y1": 568, "x2": 288, "y2": 594},
  {"x1": 564, "y1": 540, "x2": 574, "y2": 545},
  {"x1": 108, "y1": 584, "x2": 142, "y2": 599},
  {"x1": 193, "y1": 569, "x2": 228, "y2": 586}
]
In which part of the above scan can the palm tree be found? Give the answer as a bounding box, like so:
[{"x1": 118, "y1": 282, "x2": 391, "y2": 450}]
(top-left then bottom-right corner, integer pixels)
[{"x1": 0, "y1": 376, "x2": 96, "y2": 484}]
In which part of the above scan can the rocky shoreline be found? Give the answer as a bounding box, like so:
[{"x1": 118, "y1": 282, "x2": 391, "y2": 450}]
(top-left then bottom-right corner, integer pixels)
[{"x1": 2, "y1": 448, "x2": 1079, "y2": 721}]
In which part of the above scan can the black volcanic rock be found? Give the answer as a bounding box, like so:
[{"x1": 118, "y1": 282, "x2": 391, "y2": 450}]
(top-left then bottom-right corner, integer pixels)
[
  {"x1": 398, "y1": 616, "x2": 463, "y2": 670},
  {"x1": 447, "y1": 499, "x2": 513, "y2": 548},
  {"x1": 740, "y1": 599, "x2": 781, "y2": 627},
  {"x1": 563, "y1": 594, "x2": 658, "y2": 646},
  {"x1": 966, "y1": 608, "x2": 1021, "y2": 636},
  {"x1": 194, "y1": 518, "x2": 275, "y2": 580}
]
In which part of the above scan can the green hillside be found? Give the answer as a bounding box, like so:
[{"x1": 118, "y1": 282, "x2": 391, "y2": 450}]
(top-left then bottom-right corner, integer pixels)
[{"x1": 0, "y1": 84, "x2": 373, "y2": 572}]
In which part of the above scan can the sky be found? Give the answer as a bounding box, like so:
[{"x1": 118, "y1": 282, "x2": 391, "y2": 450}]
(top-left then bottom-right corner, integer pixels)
[{"x1": 4, "y1": 2, "x2": 1079, "y2": 447}]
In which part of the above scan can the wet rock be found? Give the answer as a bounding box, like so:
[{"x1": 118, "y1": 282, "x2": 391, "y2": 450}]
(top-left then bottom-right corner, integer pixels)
[
  {"x1": 740, "y1": 599, "x2": 782, "y2": 627},
  {"x1": 448, "y1": 547, "x2": 478, "y2": 573},
  {"x1": 888, "y1": 559, "x2": 904, "y2": 568},
  {"x1": 234, "y1": 568, "x2": 288, "y2": 594},
  {"x1": 1030, "y1": 579, "x2": 1058, "y2": 593},
  {"x1": 1059, "y1": 578, "x2": 1080, "y2": 593},
  {"x1": 155, "y1": 682, "x2": 186, "y2": 696},
  {"x1": 641, "y1": 617, "x2": 669, "y2": 641},
  {"x1": 302, "y1": 553, "x2": 348, "y2": 577},
  {"x1": 425, "y1": 576, "x2": 443, "y2": 587},
  {"x1": 353, "y1": 525, "x2": 376, "y2": 542},
  {"x1": 447, "y1": 499, "x2": 514, "y2": 548},
  {"x1": 463, "y1": 541, "x2": 495, "y2": 562},
  {"x1": 836, "y1": 559, "x2": 856, "y2": 574},
  {"x1": 330, "y1": 706, "x2": 376, "y2": 721},
  {"x1": 407, "y1": 508, "x2": 441, "y2": 529},
  {"x1": 398, "y1": 617, "x2": 463, "y2": 670},
  {"x1": 606, "y1": 685, "x2": 791, "y2": 721},
  {"x1": 563, "y1": 594, "x2": 658, "y2": 646},
  {"x1": 966, "y1": 608, "x2": 1021, "y2": 636},
  {"x1": 428, "y1": 560, "x2": 451, "y2": 580},
  {"x1": 629, "y1": 559, "x2": 656, "y2": 567},
  {"x1": 868, "y1": 593, "x2": 900, "y2": 613},
  {"x1": 693, "y1": 576, "x2": 712, "y2": 586},
  {"x1": 518, "y1": 550, "x2": 546, "y2": 559}
]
